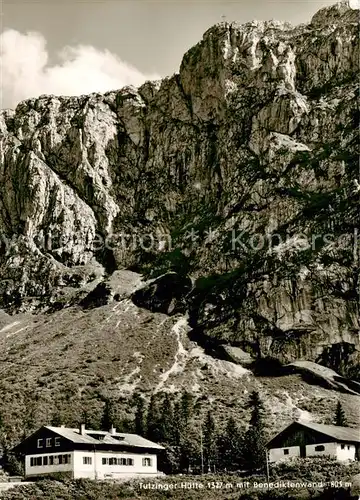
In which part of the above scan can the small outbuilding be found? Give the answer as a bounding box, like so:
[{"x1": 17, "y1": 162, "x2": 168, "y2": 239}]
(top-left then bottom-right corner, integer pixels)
[{"x1": 266, "y1": 420, "x2": 360, "y2": 463}]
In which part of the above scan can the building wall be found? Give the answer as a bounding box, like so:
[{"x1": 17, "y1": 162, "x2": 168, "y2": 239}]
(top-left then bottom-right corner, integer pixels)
[
  {"x1": 72, "y1": 451, "x2": 159, "y2": 479},
  {"x1": 269, "y1": 442, "x2": 357, "y2": 463},
  {"x1": 336, "y1": 443, "x2": 356, "y2": 461},
  {"x1": 269, "y1": 446, "x2": 300, "y2": 463},
  {"x1": 306, "y1": 442, "x2": 337, "y2": 458},
  {"x1": 25, "y1": 452, "x2": 74, "y2": 477},
  {"x1": 25, "y1": 450, "x2": 159, "y2": 479}
]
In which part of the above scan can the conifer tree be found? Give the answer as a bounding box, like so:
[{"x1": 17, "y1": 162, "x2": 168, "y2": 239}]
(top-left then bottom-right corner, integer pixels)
[
  {"x1": 101, "y1": 398, "x2": 115, "y2": 430},
  {"x1": 217, "y1": 416, "x2": 243, "y2": 471},
  {"x1": 80, "y1": 408, "x2": 92, "y2": 429},
  {"x1": 147, "y1": 394, "x2": 162, "y2": 442},
  {"x1": 0, "y1": 413, "x2": 6, "y2": 451},
  {"x1": 22, "y1": 391, "x2": 38, "y2": 438},
  {"x1": 169, "y1": 391, "x2": 199, "y2": 472},
  {"x1": 133, "y1": 394, "x2": 147, "y2": 436},
  {"x1": 79, "y1": 402, "x2": 101, "y2": 430},
  {"x1": 159, "y1": 394, "x2": 175, "y2": 444},
  {"x1": 50, "y1": 399, "x2": 65, "y2": 427},
  {"x1": 203, "y1": 411, "x2": 217, "y2": 471},
  {"x1": 242, "y1": 390, "x2": 267, "y2": 471},
  {"x1": 169, "y1": 392, "x2": 192, "y2": 462},
  {"x1": 180, "y1": 391, "x2": 194, "y2": 427},
  {"x1": 159, "y1": 397, "x2": 182, "y2": 474},
  {"x1": 334, "y1": 400, "x2": 347, "y2": 427},
  {"x1": 173, "y1": 400, "x2": 182, "y2": 447}
]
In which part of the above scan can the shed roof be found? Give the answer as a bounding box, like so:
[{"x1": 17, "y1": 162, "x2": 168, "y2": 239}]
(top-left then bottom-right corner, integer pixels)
[
  {"x1": 298, "y1": 422, "x2": 360, "y2": 443},
  {"x1": 267, "y1": 421, "x2": 360, "y2": 448}
]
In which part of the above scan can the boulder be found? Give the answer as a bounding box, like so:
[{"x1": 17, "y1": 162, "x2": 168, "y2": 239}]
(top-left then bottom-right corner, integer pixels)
[{"x1": 131, "y1": 272, "x2": 192, "y2": 315}]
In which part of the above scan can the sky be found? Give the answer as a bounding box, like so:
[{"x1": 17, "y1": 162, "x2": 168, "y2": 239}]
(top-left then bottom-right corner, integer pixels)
[{"x1": 0, "y1": 0, "x2": 343, "y2": 109}]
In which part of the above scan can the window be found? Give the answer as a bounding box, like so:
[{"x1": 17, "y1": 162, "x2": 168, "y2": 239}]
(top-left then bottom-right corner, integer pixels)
[
  {"x1": 46, "y1": 438, "x2": 52, "y2": 448},
  {"x1": 347, "y1": 446, "x2": 350, "y2": 450},
  {"x1": 283, "y1": 449, "x2": 289, "y2": 456},
  {"x1": 55, "y1": 437, "x2": 60, "y2": 447},
  {"x1": 142, "y1": 457, "x2": 152, "y2": 467},
  {"x1": 341, "y1": 444, "x2": 345, "y2": 450},
  {"x1": 37, "y1": 439, "x2": 43, "y2": 448},
  {"x1": 315, "y1": 445, "x2": 325, "y2": 452},
  {"x1": 30, "y1": 457, "x2": 42, "y2": 466},
  {"x1": 56, "y1": 454, "x2": 70, "y2": 465},
  {"x1": 102, "y1": 457, "x2": 134, "y2": 466},
  {"x1": 83, "y1": 457, "x2": 92, "y2": 465},
  {"x1": 35, "y1": 455, "x2": 70, "y2": 467}
]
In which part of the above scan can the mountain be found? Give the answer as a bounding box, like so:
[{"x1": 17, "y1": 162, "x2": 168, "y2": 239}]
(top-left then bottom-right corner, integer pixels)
[{"x1": 0, "y1": 1, "x2": 359, "y2": 441}]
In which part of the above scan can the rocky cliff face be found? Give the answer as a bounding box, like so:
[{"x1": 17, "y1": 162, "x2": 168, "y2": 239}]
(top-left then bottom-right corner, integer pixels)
[{"x1": 0, "y1": 1, "x2": 359, "y2": 377}]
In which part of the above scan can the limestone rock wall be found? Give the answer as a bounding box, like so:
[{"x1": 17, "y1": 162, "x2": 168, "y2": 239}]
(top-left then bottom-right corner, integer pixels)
[{"x1": 0, "y1": 1, "x2": 358, "y2": 375}]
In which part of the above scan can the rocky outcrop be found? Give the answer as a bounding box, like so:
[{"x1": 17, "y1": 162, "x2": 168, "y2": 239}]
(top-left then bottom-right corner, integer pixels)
[
  {"x1": 284, "y1": 361, "x2": 360, "y2": 395},
  {"x1": 80, "y1": 270, "x2": 142, "y2": 309},
  {"x1": 0, "y1": 2, "x2": 359, "y2": 375},
  {"x1": 217, "y1": 345, "x2": 255, "y2": 367},
  {"x1": 132, "y1": 272, "x2": 192, "y2": 315}
]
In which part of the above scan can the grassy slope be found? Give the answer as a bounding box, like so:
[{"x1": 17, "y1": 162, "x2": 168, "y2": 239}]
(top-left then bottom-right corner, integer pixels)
[{"x1": 0, "y1": 290, "x2": 359, "y2": 446}]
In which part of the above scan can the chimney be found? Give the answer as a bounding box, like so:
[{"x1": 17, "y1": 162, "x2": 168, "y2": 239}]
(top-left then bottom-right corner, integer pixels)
[
  {"x1": 109, "y1": 426, "x2": 116, "y2": 435},
  {"x1": 292, "y1": 408, "x2": 302, "y2": 422},
  {"x1": 79, "y1": 423, "x2": 86, "y2": 435}
]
